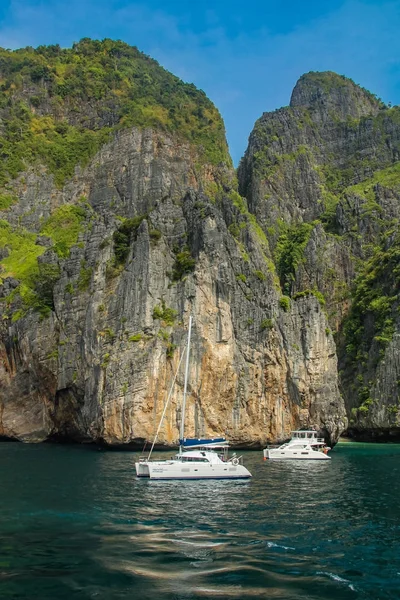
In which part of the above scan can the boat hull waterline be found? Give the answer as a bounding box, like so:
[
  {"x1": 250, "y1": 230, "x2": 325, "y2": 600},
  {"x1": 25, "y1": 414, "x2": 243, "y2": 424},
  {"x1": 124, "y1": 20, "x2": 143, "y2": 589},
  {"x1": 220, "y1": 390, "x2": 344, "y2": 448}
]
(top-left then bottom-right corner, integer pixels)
[{"x1": 263, "y1": 450, "x2": 330, "y2": 461}]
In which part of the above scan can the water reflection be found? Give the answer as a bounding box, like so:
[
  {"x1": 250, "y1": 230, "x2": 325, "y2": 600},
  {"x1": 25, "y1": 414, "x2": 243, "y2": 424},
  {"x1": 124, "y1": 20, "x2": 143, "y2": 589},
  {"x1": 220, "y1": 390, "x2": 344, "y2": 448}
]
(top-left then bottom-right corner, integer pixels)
[{"x1": 0, "y1": 444, "x2": 400, "y2": 599}]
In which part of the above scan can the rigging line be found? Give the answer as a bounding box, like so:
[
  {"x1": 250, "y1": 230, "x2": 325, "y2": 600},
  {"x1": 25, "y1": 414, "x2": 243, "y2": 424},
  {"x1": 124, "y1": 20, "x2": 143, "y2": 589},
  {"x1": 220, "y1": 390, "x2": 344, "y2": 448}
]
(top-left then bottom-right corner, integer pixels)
[
  {"x1": 179, "y1": 315, "x2": 193, "y2": 449},
  {"x1": 147, "y1": 341, "x2": 187, "y2": 461}
]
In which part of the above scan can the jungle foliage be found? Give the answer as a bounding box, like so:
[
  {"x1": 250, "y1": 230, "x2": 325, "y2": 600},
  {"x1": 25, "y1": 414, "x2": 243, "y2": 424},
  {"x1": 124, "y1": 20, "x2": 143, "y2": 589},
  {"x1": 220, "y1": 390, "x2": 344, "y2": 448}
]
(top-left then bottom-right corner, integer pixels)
[{"x1": 0, "y1": 38, "x2": 229, "y2": 188}]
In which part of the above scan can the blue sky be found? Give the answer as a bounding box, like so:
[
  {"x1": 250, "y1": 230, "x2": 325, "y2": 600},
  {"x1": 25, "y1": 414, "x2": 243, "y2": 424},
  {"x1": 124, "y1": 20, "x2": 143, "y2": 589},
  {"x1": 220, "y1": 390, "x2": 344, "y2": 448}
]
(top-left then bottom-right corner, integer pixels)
[{"x1": 1, "y1": 0, "x2": 400, "y2": 164}]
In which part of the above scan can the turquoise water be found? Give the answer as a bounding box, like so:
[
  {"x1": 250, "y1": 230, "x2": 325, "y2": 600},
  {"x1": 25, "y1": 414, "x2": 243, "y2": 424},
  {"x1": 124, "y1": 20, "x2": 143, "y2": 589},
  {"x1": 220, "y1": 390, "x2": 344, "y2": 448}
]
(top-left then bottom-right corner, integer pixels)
[{"x1": 0, "y1": 443, "x2": 400, "y2": 599}]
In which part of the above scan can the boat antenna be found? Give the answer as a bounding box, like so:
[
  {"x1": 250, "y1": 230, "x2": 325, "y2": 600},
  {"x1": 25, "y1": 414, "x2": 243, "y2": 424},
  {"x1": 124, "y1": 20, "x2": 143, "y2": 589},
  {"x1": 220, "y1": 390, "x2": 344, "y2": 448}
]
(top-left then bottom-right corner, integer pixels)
[
  {"x1": 179, "y1": 315, "x2": 193, "y2": 454},
  {"x1": 147, "y1": 342, "x2": 187, "y2": 461}
]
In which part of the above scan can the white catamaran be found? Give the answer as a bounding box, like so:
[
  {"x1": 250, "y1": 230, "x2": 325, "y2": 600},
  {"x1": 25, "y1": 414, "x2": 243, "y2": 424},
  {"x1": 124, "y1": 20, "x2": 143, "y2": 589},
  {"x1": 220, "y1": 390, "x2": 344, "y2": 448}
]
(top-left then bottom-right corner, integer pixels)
[{"x1": 135, "y1": 316, "x2": 252, "y2": 480}]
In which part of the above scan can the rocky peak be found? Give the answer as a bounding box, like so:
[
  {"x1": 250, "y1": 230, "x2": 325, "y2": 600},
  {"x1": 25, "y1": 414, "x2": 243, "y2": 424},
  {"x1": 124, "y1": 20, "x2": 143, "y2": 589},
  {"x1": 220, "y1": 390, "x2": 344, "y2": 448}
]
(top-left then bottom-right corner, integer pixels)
[{"x1": 290, "y1": 71, "x2": 383, "y2": 121}]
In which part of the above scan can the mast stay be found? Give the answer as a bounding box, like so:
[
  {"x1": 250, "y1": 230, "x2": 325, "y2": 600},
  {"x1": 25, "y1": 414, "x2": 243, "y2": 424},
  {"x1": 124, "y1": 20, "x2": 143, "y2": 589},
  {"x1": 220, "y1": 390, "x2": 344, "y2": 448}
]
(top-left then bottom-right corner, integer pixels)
[
  {"x1": 147, "y1": 338, "x2": 187, "y2": 461},
  {"x1": 179, "y1": 315, "x2": 192, "y2": 453}
]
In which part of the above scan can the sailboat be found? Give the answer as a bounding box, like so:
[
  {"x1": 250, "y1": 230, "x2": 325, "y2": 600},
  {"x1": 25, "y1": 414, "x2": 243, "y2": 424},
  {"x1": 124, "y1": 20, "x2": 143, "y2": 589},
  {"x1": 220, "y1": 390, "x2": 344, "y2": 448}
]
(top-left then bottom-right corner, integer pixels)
[{"x1": 135, "y1": 316, "x2": 252, "y2": 480}]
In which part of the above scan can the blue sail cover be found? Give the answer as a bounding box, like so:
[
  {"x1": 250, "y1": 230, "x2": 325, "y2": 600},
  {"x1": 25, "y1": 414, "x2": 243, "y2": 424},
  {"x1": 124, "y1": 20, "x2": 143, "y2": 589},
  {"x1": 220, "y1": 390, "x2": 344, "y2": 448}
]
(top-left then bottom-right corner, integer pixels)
[{"x1": 180, "y1": 437, "x2": 228, "y2": 448}]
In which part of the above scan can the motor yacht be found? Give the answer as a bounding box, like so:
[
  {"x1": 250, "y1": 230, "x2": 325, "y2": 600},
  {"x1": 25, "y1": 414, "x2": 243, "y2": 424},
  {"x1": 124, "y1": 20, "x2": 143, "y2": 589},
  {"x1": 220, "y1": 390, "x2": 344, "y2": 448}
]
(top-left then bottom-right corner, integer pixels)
[{"x1": 263, "y1": 430, "x2": 331, "y2": 461}]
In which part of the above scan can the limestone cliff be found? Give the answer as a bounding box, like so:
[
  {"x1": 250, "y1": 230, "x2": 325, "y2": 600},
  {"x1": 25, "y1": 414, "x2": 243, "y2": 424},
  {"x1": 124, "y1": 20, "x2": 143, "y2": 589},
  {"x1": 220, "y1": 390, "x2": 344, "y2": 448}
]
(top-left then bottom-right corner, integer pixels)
[
  {"x1": 0, "y1": 43, "x2": 345, "y2": 446},
  {"x1": 239, "y1": 71, "x2": 400, "y2": 440}
]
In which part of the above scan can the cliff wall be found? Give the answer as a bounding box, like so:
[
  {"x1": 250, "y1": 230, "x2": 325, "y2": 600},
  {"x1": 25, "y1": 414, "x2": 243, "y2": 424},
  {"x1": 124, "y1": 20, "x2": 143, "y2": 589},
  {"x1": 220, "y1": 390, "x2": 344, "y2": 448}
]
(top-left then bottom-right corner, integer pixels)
[
  {"x1": 0, "y1": 124, "x2": 345, "y2": 445},
  {"x1": 8, "y1": 46, "x2": 396, "y2": 445},
  {"x1": 239, "y1": 71, "x2": 400, "y2": 439}
]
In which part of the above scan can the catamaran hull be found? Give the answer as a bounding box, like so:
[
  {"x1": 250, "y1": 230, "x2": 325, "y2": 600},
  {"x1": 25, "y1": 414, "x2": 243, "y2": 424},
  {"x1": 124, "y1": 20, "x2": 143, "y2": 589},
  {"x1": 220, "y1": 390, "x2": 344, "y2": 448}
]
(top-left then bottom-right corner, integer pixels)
[
  {"x1": 137, "y1": 461, "x2": 251, "y2": 480},
  {"x1": 135, "y1": 462, "x2": 150, "y2": 477},
  {"x1": 263, "y1": 449, "x2": 330, "y2": 460}
]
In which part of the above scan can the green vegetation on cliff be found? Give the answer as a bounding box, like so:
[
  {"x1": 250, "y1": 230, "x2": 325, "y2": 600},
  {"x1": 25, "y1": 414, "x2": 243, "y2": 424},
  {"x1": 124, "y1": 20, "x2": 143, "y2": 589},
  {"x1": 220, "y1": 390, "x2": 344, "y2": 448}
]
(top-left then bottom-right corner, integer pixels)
[
  {"x1": 0, "y1": 193, "x2": 18, "y2": 211},
  {"x1": 293, "y1": 71, "x2": 383, "y2": 106},
  {"x1": 113, "y1": 215, "x2": 146, "y2": 265},
  {"x1": 0, "y1": 203, "x2": 86, "y2": 283},
  {"x1": 0, "y1": 202, "x2": 90, "y2": 317},
  {"x1": 0, "y1": 220, "x2": 44, "y2": 281},
  {"x1": 343, "y1": 231, "x2": 400, "y2": 361},
  {"x1": 0, "y1": 38, "x2": 229, "y2": 187},
  {"x1": 0, "y1": 105, "x2": 111, "y2": 187},
  {"x1": 345, "y1": 162, "x2": 400, "y2": 201},
  {"x1": 275, "y1": 222, "x2": 314, "y2": 295},
  {"x1": 341, "y1": 228, "x2": 400, "y2": 413},
  {"x1": 41, "y1": 204, "x2": 87, "y2": 257}
]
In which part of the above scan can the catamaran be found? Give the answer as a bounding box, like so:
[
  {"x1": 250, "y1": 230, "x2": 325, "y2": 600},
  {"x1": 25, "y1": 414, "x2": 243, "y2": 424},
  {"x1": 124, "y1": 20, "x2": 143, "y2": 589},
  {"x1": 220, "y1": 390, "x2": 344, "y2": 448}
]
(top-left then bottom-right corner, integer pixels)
[
  {"x1": 263, "y1": 430, "x2": 331, "y2": 461},
  {"x1": 135, "y1": 316, "x2": 252, "y2": 480}
]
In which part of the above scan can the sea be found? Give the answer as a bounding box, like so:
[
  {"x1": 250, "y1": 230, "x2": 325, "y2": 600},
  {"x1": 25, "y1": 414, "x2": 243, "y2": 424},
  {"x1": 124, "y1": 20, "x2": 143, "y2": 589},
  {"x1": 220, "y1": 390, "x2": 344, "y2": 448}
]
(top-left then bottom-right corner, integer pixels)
[{"x1": 0, "y1": 441, "x2": 399, "y2": 600}]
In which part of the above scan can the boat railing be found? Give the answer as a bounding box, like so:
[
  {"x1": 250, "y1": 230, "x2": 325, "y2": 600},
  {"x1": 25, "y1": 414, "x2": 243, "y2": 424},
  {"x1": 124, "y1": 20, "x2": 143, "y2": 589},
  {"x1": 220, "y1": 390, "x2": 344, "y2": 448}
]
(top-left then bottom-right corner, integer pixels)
[
  {"x1": 266, "y1": 437, "x2": 326, "y2": 446},
  {"x1": 293, "y1": 436, "x2": 326, "y2": 443},
  {"x1": 228, "y1": 454, "x2": 244, "y2": 465}
]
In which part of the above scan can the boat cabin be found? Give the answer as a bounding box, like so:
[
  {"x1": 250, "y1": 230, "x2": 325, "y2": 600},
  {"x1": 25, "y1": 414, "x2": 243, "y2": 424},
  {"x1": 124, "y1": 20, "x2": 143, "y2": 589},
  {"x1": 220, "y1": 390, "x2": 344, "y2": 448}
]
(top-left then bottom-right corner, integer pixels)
[
  {"x1": 175, "y1": 447, "x2": 229, "y2": 464},
  {"x1": 179, "y1": 438, "x2": 230, "y2": 462},
  {"x1": 291, "y1": 430, "x2": 325, "y2": 443},
  {"x1": 178, "y1": 455, "x2": 210, "y2": 462}
]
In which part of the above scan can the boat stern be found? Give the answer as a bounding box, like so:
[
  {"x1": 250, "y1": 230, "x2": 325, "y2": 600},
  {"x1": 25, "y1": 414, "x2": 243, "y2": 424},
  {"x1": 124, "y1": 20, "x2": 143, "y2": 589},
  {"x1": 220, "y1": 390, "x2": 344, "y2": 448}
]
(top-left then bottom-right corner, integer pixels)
[{"x1": 135, "y1": 460, "x2": 150, "y2": 477}]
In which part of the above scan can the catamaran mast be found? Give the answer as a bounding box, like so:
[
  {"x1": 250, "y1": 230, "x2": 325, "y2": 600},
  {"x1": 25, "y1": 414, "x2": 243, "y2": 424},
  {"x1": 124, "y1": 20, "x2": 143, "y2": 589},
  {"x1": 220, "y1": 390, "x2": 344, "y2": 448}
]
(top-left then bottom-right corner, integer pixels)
[
  {"x1": 146, "y1": 344, "x2": 187, "y2": 461},
  {"x1": 179, "y1": 315, "x2": 192, "y2": 453}
]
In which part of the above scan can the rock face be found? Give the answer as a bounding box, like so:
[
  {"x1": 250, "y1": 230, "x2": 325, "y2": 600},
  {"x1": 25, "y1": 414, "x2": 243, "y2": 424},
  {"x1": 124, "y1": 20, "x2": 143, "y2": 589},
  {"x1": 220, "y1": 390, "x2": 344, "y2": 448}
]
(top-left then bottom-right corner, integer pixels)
[
  {"x1": 239, "y1": 71, "x2": 400, "y2": 440},
  {"x1": 2, "y1": 48, "x2": 372, "y2": 448},
  {"x1": 0, "y1": 123, "x2": 345, "y2": 446}
]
